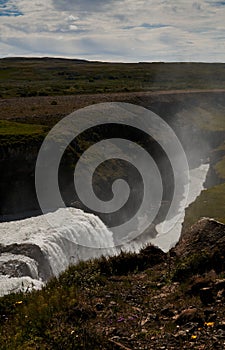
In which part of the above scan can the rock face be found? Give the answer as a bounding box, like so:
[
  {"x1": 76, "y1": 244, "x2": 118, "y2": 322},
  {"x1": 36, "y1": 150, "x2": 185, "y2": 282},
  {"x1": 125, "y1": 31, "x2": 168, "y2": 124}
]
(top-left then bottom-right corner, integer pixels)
[
  {"x1": 0, "y1": 243, "x2": 53, "y2": 280},
  {"x1": 173, "y1": 218, "x2": 225, "y2": 275},
  {"x1": 1, "y1": 91, "x2": 225, "y2": 220},
  {"x1": 174, "y1": 218, "x2": 225, "y2": 258}
]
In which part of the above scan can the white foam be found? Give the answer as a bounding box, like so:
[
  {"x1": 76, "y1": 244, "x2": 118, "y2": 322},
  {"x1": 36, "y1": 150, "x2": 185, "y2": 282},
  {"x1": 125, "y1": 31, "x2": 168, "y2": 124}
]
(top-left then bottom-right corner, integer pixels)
[
  {"x1": 153, "y1": 163, "x2": 210, "y2": 251},
  {"x1": 0, "y1": 275, "x2": 43, "y2": 297},
  {"x1": 0, "y1": 208, "x2": 115, "y2": 296}
]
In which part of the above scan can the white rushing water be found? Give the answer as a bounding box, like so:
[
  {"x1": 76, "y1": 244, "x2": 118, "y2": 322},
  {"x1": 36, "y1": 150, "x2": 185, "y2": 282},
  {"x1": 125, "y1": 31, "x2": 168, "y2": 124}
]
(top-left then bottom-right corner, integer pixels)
[
  {"x1": 0, "y1": 164, "x2": 209, "y2": 297},
  {"x1": 0, "y1": 208, "x2": 115, "y2": 296},
  {"x1": 152, "y1": 163, "x2": 210, "y2": 251},
  {"x1": 0, "y1": 276, "x2": 44, "y2": 296}
]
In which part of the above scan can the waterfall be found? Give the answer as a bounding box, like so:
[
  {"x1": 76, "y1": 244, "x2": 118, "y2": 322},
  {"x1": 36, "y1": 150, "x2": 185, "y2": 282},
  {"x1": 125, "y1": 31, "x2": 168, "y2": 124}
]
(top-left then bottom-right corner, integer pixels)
[
  {"x1": 0, "y1": 208, "x2": 115, "y2": 296},
  {"x1": 152, "y1": 163, "x2": 210, "y2": 251},
  {"x1": 0, "y1": 163, "x2": 210, "y2": 297}
]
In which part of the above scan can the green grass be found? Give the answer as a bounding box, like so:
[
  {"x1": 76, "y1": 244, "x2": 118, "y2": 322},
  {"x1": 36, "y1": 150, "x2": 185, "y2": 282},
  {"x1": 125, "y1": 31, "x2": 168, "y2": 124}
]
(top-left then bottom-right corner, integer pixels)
[
  {"x1": 1, "y1": 59, "x2": 225, "y2": 98},
  {"x1": 214, "y1": 156, "x2": 225, "y2": 180},
  {"x1": 0, "y1": 120, "x2": 48, "y2": 146},
  {"x1": 0, "y1": 120, "x2": 46, "y2": 136},
  {"x1": 183, "y1": 183, "x2": 225, "y2": 230}
]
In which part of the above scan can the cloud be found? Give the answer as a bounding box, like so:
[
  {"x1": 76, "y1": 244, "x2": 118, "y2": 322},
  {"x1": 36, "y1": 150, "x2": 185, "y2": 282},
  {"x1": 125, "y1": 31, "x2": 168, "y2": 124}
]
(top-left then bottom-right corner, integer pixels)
[
  {"x1": 123, "y1": 23, "x2": 170, "y2": 30},
  {"x1": 0, "y1": 0, "x2": 225, "y2": 62},
  {"x1": 52, "y1": 0, "x2": 120, "y2": 12}
]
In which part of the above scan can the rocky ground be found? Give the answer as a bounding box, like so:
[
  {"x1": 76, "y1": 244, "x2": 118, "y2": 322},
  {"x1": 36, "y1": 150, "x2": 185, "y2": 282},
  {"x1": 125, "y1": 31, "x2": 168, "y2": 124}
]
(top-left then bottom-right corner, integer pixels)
[{"x1": 1, "y1": 89, "x2": 225, "y2": 123}]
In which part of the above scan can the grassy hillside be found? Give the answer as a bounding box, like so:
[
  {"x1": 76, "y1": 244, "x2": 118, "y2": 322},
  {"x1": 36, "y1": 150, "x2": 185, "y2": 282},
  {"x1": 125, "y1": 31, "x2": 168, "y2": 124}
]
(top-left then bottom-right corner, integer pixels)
[
  {"x1": 0, "y1": 242, "x2": 225, "y2": 349},
  {"x1": 183, "y1": 183, "x2": 225, "y2": 229},
  {"x1": 1, "y1": 58, "x2": 225, "y2": 98},
  {"x1": 0, "y1": 120, "x2": 47, "y2": 146},
  {"x1": 0, "y1": 120, "x2": 46, "y2": 136}
]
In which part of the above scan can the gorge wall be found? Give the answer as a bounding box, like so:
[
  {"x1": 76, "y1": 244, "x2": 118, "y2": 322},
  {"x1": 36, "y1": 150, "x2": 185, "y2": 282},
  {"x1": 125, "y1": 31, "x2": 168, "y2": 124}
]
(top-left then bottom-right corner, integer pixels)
[{"x1": 1, "y1": 91, "x2": 225, "y2": 222}]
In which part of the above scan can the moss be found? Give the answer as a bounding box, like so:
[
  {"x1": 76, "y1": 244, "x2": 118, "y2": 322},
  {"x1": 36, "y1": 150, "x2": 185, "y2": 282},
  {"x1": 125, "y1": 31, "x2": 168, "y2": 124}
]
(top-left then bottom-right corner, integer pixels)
[
  {"x1": 214, "y1": 156, "x2": 225, "y2": 180},
  {"x1": 183, "y1": 183, "x2": 225, "y2": 230},
  {"x1": 0, "y1": 120, "x2": 47, "y2": 147},
  {"x1": 0, "y1": 120, "x2": 46, "y2": 136}
]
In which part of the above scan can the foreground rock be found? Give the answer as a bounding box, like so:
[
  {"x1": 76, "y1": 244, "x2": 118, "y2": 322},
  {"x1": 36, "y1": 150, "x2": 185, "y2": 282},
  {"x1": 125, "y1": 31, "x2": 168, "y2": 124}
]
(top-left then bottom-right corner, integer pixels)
[
  {"x1": 175, "y1": 217, "x2": 225, "y2": 257},
  {"x1": 173, "y1": 218, "x2": 225, "y2": 276}
]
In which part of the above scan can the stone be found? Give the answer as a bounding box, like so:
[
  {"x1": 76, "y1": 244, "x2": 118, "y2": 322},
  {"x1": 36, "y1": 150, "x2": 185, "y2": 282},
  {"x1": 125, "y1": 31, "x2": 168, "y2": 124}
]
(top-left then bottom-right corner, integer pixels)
[
  {"x1": 109, "y1": 301, "x2": 117, "y2": 308},
  {"x1": 188, "y1": 276, "x2": 211, "y2": 296},
  {"x1": 95, "y1": 303, "x2": 105, "y2": 311},
  {"x1": 175, "y1": 308, "x2": 203, "y2": 326},
  {"x1": 161, "y1": 306, "x2": 175, "y2": 318},
  {"x1": 174, "y1": 330, "x2": 187, "y2": 338},
  {"x1": 199, "y1": 287, "x2": 215, "y2": 305}
]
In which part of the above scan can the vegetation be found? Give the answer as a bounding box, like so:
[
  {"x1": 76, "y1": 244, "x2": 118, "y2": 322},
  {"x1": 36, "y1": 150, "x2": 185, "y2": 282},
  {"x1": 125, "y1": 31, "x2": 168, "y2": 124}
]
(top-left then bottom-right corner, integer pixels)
[
  {"x1": 214, "y1": 156, "x2": 225, "y2": 180},
  {"x1": 0, "y1": 120, "x2": 47, "y2": 146},
  {"x1": 183, "y1": 183, "x2": 225, "y2": 229},
  {"x1": 0, "y1": 245, "x2": 165, "y2": 350},
  {"x1": 0, "y1": 58, "x2": 225, "y2": 348},
  {"x1": 172, "y1": 251, "x2": 211, "y2": 282},
  {"x1": 0, "y1": 242, "x2": 225, "y2": 349},
  {"x1": 1, "y1": 58, "x2": 225, "y2": 98},
  {"x1": 0, "y1": 120, "x2": 46, "y2": 136}
]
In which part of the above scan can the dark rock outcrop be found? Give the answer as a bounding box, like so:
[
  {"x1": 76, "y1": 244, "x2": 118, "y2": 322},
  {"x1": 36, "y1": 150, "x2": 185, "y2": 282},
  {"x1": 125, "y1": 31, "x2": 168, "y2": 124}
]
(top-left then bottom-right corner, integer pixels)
[
  {"x1": 174, "y1": 217, "x2": 225, "y2": 258},
  {"x1": 172, "y1": 218, "x2": 225, "y2": 278},
  {"x1": 0, "y1": 243, "x2": 53, "y2": 281}
]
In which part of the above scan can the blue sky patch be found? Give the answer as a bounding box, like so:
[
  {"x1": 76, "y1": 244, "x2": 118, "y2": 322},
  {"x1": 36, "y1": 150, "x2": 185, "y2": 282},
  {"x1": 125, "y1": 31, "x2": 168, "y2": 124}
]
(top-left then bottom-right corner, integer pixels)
[
  {"x1": 208, "y1": 0, "x2": 225, "y2": 6},
  {"x1": 0, "y1": 0, "x2": 23, "y2": 16},
  {"x1": 123, "y1": 23, "x2": 169, "y2": 30}
]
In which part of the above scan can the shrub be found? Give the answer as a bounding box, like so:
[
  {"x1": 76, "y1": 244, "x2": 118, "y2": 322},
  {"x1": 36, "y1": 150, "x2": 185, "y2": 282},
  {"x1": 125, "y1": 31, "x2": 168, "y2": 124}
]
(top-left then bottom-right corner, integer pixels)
[{"x1": 172, "y1": 251, "x2": 211, "y2": 282}]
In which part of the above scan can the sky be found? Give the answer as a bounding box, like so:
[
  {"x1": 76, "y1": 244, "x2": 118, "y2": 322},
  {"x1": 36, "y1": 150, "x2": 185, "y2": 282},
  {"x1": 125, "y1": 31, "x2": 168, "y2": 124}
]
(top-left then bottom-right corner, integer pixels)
[{"x1": 0, "y1": 0, "x2": 225, "y2": 62}]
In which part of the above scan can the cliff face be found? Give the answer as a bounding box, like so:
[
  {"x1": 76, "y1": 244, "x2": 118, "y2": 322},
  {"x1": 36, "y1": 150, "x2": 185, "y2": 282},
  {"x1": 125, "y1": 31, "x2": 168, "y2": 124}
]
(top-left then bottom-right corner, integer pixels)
[
  {"x1": 0, "y1": 141, "x2": 41, "y2": 218},
  {"x1": 1, "y1": 91, "x2": 225, "y2": 220},
  {"x1": 172, "y1": 217, "x2": 225, "y2": 283}
]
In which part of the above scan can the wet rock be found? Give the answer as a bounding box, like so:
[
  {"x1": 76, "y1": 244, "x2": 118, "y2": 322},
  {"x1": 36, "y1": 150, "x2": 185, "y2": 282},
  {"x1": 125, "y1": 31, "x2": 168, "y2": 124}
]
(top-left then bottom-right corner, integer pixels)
[
  {"x1": 0, "y1": 243, "x2": 53, "y2": 281},
  {"x1": 0, "y1": 260, "x2": 33, "y2": 278}
]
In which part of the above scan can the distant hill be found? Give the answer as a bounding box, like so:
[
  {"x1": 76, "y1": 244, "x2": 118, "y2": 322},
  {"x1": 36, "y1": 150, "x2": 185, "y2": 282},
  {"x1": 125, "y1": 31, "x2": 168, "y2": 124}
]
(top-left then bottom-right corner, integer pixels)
[
  {"x1": 1, "y1": 56, "x2": 90, "y2": 64},
  {"x1": 1, "y1": 58, "x2": 225, "y2": 98}
]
